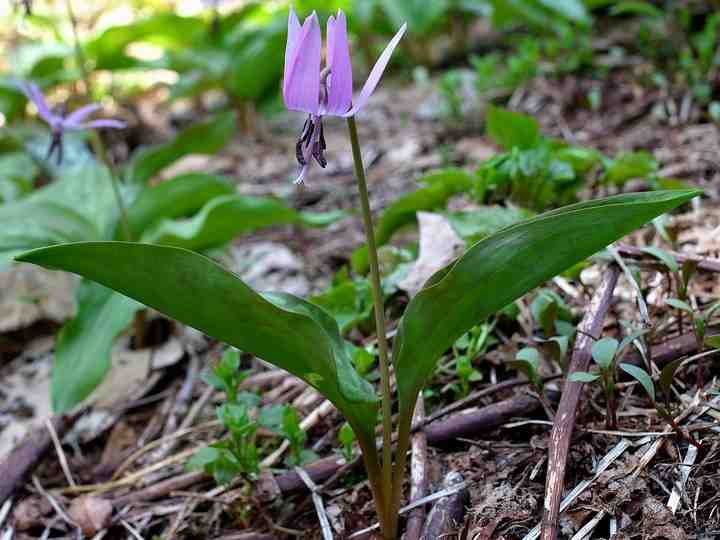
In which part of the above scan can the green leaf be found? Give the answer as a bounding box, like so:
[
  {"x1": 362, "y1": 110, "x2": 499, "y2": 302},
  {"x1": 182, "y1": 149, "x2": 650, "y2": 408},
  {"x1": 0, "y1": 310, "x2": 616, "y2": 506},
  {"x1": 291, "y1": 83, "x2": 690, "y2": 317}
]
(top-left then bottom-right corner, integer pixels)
[
  {"x1": 665, "y1": 298, "x2": 694, "y2": 313},
  {"x1": 0, "y1": 163, "x2": 130, "y2": 266},
  {"x1": 52, "y1": 280, "x2": 140, "y2": 412},
  {"x1": 141, "y1": 194, "x2": 343, "y2": 251},
  {"x1": 351, "y1": 168, "x2": 474, "y2": 273},
  {"x1": 17, "y1": 242, "x2": 379, "y2": 444},
  {"x1": 569, "y1": 371, "x2": 600, "y2": 383},
  {"x1": 602, "y1": 151, "x2": 657, "y2": 185},
  {"x1": 445, "y1": 206, "x2": 532, "y2": 244},
  {"x1": 393, "y1": 190, "x2": 699, "y2": 415},
  {"x1": 126, "y1": 112, "x2": 236, "y2": 185},
  {"x1": 641, "y1": 246, "x2": 679, "y2": 273},
  {"x1": 591, "y1": 337, "x2": 619, "y2": 370},
  {"x1": 705, "y1": 335, "x2": 720, "y2": 350},
  {"x1": 125, "y1": 173, "x2": 235, "y2": 239},
  {"x1": 86, "y1": 12, "x2": 207, "y2": 71},
  {"x1": 619, "y1": 363, "x2": 655, "y2": 402},
  {"x1": 379, "y1": 0, "x2": 449, "y2": 34},
  {"x1": 658, "y1": 358, "x2": 684, "y2": 394},
  {"x1": 536, "y1": 0, "x2": 590, "y2": 23},
  {"x1": 486, "y1": 106, "x2": 541, "y2": 150},
  {"x1": 609, "y1": 1, "x2": 664, "y2": 18}
]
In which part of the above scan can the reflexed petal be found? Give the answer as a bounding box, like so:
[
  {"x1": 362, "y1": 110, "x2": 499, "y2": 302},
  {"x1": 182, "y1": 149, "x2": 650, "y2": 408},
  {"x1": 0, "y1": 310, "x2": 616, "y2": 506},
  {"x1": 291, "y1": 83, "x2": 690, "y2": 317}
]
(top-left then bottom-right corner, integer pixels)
[
  {"x1": 283, "y1": 7, "x2": 302, "y2": 92},
  {"x1": 77, "y1": 119, "x2": 127, "y2": 130},
  {"x1": 342, "y1": 23, "x2": 406, "y2": 117},
  {"x1": 324, "y1": 10, "x2": 353, "y2": 116},
  {"x1": 283, "y1": 11, "x2": 321, "y2": 114},
  {"x1": 19, "y1": 81, "x2": 56, "y2": 125},
  {"x1": 63, "y1": 104, "x2": 101, "y2": 127}
]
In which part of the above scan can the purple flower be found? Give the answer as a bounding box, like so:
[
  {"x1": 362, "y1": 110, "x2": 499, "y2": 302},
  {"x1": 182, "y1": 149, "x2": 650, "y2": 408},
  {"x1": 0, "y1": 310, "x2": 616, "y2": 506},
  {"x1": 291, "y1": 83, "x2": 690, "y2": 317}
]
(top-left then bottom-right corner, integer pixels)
[
  {"x1": 283, "y1": 9, "x2": 406, "y2": 184},
  {"x1": 19, "y1": 81, "x2": 126, "y2": 164}
]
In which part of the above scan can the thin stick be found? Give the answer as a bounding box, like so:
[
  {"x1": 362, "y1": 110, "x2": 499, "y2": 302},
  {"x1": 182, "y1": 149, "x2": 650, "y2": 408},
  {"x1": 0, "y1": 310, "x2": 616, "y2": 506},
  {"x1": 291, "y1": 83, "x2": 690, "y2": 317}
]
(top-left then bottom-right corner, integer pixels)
[
  {"x1": 667, "y1": 441, "x2": 699, "y2": 513},
  {"x1": 540, "y1": 266, "x2": 619, "y2": 540},
  {"x1": 346, "y1": 480, "x2": 468, "y2": 539},
  {"x1": 346, "y1": 115, "x2": 393, "y2": 536},
  {"x1": 405, "y1": 396, "x2": 428, "y2": 540},
  {"x1": 295, "y1": 467, "x2": 334, "y2": 540},
  {"x1": 45, "y1": 418, "x2": 76, "y2": 487}
]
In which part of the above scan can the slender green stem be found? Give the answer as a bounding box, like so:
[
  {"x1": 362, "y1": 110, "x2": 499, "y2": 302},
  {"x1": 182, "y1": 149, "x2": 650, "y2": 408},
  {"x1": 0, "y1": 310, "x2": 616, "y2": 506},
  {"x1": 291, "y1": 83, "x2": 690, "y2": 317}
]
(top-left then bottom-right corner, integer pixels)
[
  {"x1": 64, "y1": 0, "x2": 132, "y2": 241},
  {"x1": 346, "y1": 116, "x2": 394, "y2": 538}
]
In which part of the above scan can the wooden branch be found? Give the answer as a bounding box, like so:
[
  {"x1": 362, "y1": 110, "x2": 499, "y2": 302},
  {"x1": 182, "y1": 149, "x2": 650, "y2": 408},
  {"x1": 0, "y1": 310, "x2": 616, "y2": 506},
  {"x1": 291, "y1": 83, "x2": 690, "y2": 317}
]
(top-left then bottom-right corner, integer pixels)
[
  {"x1": 0, "y1": 410, "x2": 84, "y2": 506},
  {"x1": 615, "y1": 243, "x2": 720, "y2": 273},
  {"x1": 540, "y1": 266, "x2": 620, "y2": 540},
  {"x1": 420, "y1": 471, "x2": 469, "y2": 540}
]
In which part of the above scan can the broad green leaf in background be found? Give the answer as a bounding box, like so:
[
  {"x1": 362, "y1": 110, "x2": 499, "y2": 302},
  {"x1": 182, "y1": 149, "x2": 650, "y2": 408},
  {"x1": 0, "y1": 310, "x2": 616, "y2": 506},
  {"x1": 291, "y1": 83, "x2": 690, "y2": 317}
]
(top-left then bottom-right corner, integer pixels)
[
  {"x1": 0, "y1": 76, "x2": 28, "y2": 123},
  {"x1": 591, "y1": 337, "x2": 619, "y2": 369},
  {"x1": 392, "y1": 190, "x2": 699, "y2": 417},
  {"x1": 569, "y1": 371, "x2": 600, "y2": 382},
  {"x1": 665, "y1": 298, "x2": 693, "y2": 313},
  {"x1": 445, "y1": 205, "x2": 532, "y2": 244},
  {"x1": 658, "y1": 357, "x2": 684, "y2": 394},
  {"x1": 609, "y1": 1, "x2": 664, "y2": 18},
  {"x1": 641, "y1": 246, "x2": 679, "y2": 273},
  {"x1": 485, "y1": 105, "x2": 541, "y2": 150},
  {"x1": 379, "y1": 0, "x2": 449, "y2": 35},
  {"x1": 536, "y1": 0, "x2": 590, "y2": 23},
  {"x1": 351, "y1": 168, "x2": 474, "y2": 273},
  {"x1": 16, "y1": 242, "x2": 379, "y2": 443},
  {"x1": 0, "y1": 152, "x2": 38, "y2": 202},
  {"x1": 85, "y1": 13, "x2": 207, "y2": 71},
  {"x1": 126, "y1": 111, "x2": 236, "y2": 185},
  {"x1": 602, "y1": 151, "x2": 657, "y2": 185},
  {"x1": 125, "y1": 173, "x2": 235, "y2": 239},
  {"x1": 140, "y1": 194, "x2": 345, "y2": 251},
  {"x1": 52, "y1": 280, "x2": 141, "y2": 412},
  {"x1": 619, "y1": 363, "x2": 655, "y2": 401},
  {"x1": 0, "y1": 163, "x2": 129, "y2": 266}
]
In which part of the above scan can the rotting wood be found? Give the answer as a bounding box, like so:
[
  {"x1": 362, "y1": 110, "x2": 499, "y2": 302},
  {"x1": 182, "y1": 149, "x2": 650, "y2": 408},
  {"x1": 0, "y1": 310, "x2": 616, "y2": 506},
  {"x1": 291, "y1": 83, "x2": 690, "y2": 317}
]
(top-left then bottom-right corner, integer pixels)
[
  {"x1": 419, "y1": 471, "x2": 469, "y2": 540},
  {"x1": 540, "y1": 266, "x2": 620, "y2": 540}
]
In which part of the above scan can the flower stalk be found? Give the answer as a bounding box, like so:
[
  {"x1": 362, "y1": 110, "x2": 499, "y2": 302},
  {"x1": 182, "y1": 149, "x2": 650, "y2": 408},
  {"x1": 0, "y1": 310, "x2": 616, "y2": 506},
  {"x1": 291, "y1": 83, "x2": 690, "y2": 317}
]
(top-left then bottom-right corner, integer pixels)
[
  {"x1": 64, "y1": 0, "x2": 132, "y2": 241},
  {"x1": 346, "y1": 115, "x2": 394, "y2": 536}
]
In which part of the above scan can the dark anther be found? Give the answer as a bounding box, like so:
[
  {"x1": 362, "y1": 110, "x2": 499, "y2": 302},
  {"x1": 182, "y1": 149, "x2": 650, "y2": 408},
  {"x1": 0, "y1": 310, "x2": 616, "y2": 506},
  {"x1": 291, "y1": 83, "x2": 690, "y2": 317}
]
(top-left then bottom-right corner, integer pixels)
[
  {"x1": 295, "y1": 117, "x2": 315, "y2": 166},
  {"x1": 46, "y1": 132, "x2": 64, "y2": 165}
]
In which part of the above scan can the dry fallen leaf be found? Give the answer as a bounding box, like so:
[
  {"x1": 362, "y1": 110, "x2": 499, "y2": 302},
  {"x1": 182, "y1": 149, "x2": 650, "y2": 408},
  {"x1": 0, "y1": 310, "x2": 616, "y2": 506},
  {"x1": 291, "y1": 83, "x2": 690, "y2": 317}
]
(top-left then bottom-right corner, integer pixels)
[
  {"x1": 0, "y1": 264, "x2": 76, "y2": 333},
  {"x1": 68, "y1": 495, "x2": 113, "y2": 536},
  {"x1": 398, "y1": 212, "x2": 465, "y2": 297}
]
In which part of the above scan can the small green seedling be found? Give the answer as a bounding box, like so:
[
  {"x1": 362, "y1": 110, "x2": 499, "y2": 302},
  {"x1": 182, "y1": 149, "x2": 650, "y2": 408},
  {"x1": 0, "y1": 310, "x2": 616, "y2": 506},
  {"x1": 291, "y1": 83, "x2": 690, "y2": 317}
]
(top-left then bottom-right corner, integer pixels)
[
  {"x1": 280, "y1": 405, "x2": 317, "y2": 467},
  {"x1": 570, "y1": 334, "x2": 642, "y2": 428},
  {"x1": 189, "y1": 402, "x2": 260, "y2": 483},
  {"x1": 619, "y1": 362, "x2": 702, "y2": 449},
  {"x1": 665, "y1": 298, "x2": 720, "y2": 387},
  {"x1": 338, "y1": 422, "x2": 356, "y2": 463},
  {"x1": 450, "y1": 322, "x2": 494, "y2": 397},
  {"x1": 510, "y1": 347, "x2": 556, "y2": 418},
  {"x1": 204, "y1": 348, "x2": 248, "y2": 404}
]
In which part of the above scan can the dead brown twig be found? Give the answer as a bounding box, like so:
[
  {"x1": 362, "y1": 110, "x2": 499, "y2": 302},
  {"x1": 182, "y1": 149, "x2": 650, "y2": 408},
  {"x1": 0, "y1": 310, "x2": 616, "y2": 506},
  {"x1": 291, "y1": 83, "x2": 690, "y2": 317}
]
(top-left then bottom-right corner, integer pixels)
[
  {"x1": 540, "y1": 265, "x2": 620, "y2": 540},
  {"x1": 405, "y1": 396, "x2": 429, "y2": 540}
]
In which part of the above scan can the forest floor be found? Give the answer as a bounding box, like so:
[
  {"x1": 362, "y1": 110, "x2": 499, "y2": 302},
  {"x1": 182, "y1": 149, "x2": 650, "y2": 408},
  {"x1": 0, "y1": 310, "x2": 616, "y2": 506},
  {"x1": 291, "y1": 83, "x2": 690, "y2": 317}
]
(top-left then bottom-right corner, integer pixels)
[{"x1": 1, "y1": 46, "x2": 720, "y2": 540}]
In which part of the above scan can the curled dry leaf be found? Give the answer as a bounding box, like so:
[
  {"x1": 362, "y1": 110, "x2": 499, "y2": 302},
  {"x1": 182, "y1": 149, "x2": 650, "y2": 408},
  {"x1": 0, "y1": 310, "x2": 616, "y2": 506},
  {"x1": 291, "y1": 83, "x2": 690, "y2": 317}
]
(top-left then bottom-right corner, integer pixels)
[{"x1": 68, "y1": 495, "x2": 113, "y2": 536}]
